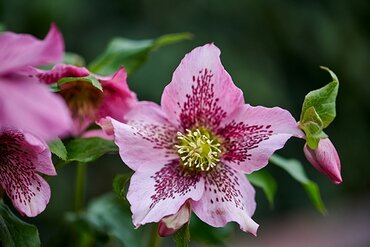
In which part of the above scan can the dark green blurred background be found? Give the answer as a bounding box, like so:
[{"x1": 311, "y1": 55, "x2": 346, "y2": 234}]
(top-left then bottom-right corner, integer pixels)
[{"x1": 1, "y1": 0, "x2": 369, "y2": 246}]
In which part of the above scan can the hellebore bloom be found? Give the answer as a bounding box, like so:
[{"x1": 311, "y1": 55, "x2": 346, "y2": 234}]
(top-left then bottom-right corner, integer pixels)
[
  {"x1": 31, "y1": 64, "x2": 137, "y2": 136},
  {"x1": 109, "y1": 44, "x2": 303, "y2": 235},
  {"x1": 0, "y1": 24, "x2": 72, "y2": 140},
  {"x1": 304, "y1": 138, "x2": 342, "y2": 184},
  {"x1": 0, "y1": 128, "x2": 56, "y2": 217}
]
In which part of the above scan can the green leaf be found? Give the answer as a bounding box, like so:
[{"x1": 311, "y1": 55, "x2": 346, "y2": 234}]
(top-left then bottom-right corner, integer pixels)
[
  {"x1": 173, "y1": 222, "x2": 190, "y2": 247},
  {"x1": 57, "y1": 75, "x2": 103, "y2": 91},
  {"x1": 65, "y1": 137, "x2": 118, "y2": 163},
  {"x1": 247, "y1": 170, "x2": 277, "y2": 207},
  {"x1": 0, "y1": 201, "x2": 41, "y2": 247},
  {"x1": 300, "y1": 66, "x2": 339, "y2": 129},
  {"x1": 88, "y1": 32, "x2": 192, "y2": 75},
  {"x1": 190, "y1": 215, "x2": 232, "y2": 247},
  {"x1": 269, "y1": 154, "x2": 327, "y2": 214},
  {"x1": 112, "y1": 173, "x2": 132, "y2": 200},
  {"x1": 48, "y1": 138, "x2": 67, "y2": 160},
  {"x1": 63, "y1": 52, "x2": 86, "y2": 66},
  {"x1": 72, "y1": 193, "x2": 143, "y2": 247}
]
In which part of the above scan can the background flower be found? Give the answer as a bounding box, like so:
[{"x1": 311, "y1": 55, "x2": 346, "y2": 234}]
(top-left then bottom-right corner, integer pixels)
[
  {"x1": 31, "y1": 64, "x2": 137, "y2": 136},
  {"x1": 0, "y1": 24, "x2": 72, "y2": 140}
]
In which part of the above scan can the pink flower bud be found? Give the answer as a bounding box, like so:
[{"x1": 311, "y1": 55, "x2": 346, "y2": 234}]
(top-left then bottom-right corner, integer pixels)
[
  {"x1": 158, "y1": 203, "x2": 191, "y2": 237},
  {"x1": 304, "y1": 138, "x2": 342, "y2": 184}
]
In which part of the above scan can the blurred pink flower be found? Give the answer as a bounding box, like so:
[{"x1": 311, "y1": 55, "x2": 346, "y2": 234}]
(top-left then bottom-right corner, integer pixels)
[
  {"x1": 31, "y1": 64, "x2": 137, "y2": 136},
  {"x1": 304, "y1": 138, "x2": 342, "y2": 184},
  {"x1": 0, "y1": 128, "x2": 56, "y2": 217},
  {"x1": 0, "y1": 24, "x2": 72, "y2": 140},
  {"x1": 108, "y1": 44, "x2": 303, "y2": 235}
]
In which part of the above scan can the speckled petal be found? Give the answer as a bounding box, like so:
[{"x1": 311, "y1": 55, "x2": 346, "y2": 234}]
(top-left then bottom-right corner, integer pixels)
[
  {"x1": 0, "y1": 129, "x2": 55, "y2": 217},
  {"x1": 110, "y1": 102, "x2": 178, "y2": 171},
  {"x1": 127, "y1": 161, "x2": 204, "y2": 227},
  {"x1": 219, "y1": 104, "x2": 304, "y2": 173},
  {"x1": 161, "y1": 43, "x2": 244, "y2": 131},
  {"x1": 191, "y1": 164, "x2": 258, "y2": 235}
]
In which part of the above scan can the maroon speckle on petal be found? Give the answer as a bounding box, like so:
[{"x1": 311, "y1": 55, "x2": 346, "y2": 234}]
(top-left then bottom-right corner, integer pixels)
[
  {"x1": 178, "y1": 68, "x2": 227, "y2": 131},
  {"x1": 218, "y1": 121, "x2": 273, "y2": 164},
  {"x1": 0, "y1": 130, "x2": 38, "y2": 206},
  {"x1": 129, "y1": 120, "x2": 178, "y2": 157},
  {"x1": 149, "y1": 161, "x2": 201, "y2": 209},
  {"x1": 204, "y1": 164, "x2": 245, "y2": 210}
]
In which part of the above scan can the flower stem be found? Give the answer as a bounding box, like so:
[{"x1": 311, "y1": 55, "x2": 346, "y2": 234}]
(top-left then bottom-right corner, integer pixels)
[
  {"x1": 74, "y1": 163, "x2": 86, "y2": 211},
  {"x1": 148, "y1": 224, "x2": 161, "y2": 247}
]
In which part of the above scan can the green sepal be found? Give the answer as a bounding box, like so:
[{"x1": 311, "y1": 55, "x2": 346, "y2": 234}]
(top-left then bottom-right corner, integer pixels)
[
  {"x1": 57, "y1": 75, "x2": 103, "y2": 91},
  {"x1": 299, "y1": 67, "x2": 339, "y2": 149},
  {"x1": 300, "y1": 107, "x2": 328, "y2": 149}
]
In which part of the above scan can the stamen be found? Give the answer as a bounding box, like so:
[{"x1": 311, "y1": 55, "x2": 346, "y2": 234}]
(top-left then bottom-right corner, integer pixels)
[{"x1": 176, "y1": 128, "x2": 222, "y2": 172}]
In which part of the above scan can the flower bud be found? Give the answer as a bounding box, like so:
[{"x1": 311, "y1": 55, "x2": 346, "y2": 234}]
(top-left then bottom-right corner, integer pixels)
[
  {"x1": 158, "y1": 203, "x2": 191, "y2": 237},
  {"x1": 304, "y1": 138, "x2": 342, "y2": 184}
]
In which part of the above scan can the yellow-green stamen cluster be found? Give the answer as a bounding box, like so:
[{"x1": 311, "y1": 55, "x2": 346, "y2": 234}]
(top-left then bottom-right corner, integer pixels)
[{"x1": 175, "y1": 128, "x2": 221, "y2": 171}]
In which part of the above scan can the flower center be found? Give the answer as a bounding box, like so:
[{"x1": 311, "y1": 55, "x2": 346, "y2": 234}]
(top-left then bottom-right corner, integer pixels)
[
  {"x1": 175, "y1": 128, "x2": 221, "y2": 172},
  {"x1": 59, "y1": 81, "x2": 103, "y2": 120}
]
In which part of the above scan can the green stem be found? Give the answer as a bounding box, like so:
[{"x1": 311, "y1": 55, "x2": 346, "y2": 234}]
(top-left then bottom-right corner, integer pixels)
[
  {"x1": 148, "y1": 224, "x2": 161, "y2": 247},
  {"x1": 74, "y1": 163, "x2": 87, "y2": 211}
]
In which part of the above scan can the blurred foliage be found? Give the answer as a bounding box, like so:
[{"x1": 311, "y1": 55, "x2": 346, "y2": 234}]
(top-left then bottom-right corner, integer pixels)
[
  {"x1": 88, "y1": 32, "x2": 192, "y2": 75},
  {"x1": 1, "y1": 0, "x2": 369, "y2": 245},
  {"x1": 0, "y1": 201, "x2": 40, "y2": 247}
]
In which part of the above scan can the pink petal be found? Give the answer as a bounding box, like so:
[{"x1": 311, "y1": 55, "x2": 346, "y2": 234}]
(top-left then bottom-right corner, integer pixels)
[
  {"x1": 23, "y1": 132, "x2": 56, "y2": 176},
  {"x1": 127, "y1": 161, "x2": 204, "y2": 227},
  {"x1": 7, "y1": 174, "x2": 51, "y2": 217},
  {"x1": 219, "y1": 104, "x2": 304, "y2": 173},
  {"x1": 0, "y1": 24, "x2": 63, "y2": 75},
  {"x1": 0, "y1": 77, "x2": 72, "y2": 140},
  {"x1": 161, "y1": 43, "x2": 244, "y2": 131},
  {"x1": 110, "y1": 102, "x2": 178, "y2": 171},
  {"x1": 97, "y1": 67, "x2": 138, "y2": 121},
  {"x1": 97, "y1": 117, "x2": 114, "y2": 136},
  {"x1": 82, "y1": 129, "x2": 114, "y2": 140},
  {"x1": 191, "y1": 164, "x2": 259, "y2": 235},
  {"x1": 304, "y1": 138, "x2": 342, "y2": 184},
  {"x1": 158, "y1": 202, "x2": 191, "y2": 237},
  {"x1": 0, "y1": 129, "x2": 55, "y2": 217},
  {"x1": 31, "y1": 64, "x2": 90, "y2": 84}
]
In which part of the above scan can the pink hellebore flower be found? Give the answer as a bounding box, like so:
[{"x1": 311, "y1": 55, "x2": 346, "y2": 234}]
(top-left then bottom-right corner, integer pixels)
[
  {"x1": 109, "y1": 44, "x2": 303, "y2": 235},
  {"x1": 0, "y1": 128, "x2": 56, "y2": 217},
  {"x1": 304, "y1": 138, "x2": 342, "y2": 184},
  {"x1": 31, "y1": 64, "x2": 137, "y2": 136},
  {"x1": 0, "y1": 24, "x2": 72, "y2": 140}
]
